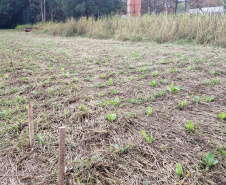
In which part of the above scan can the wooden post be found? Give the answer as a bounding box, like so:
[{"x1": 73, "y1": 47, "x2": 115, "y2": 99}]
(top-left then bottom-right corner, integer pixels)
[
  {"x1": 28, "y1": 103, "x2": 35, "y2": 147},
  {"x1": 58, "y1": 127, "x2": 66, "y2": 185}
]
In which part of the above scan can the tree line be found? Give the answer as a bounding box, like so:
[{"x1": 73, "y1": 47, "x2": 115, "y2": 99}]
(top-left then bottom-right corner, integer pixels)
[
  {"x1": 0, "y1": 0, "x2": 224, "y2": 28},
  {"x1": 0, "y1": 0, "x2": 122, "y2": 28}
]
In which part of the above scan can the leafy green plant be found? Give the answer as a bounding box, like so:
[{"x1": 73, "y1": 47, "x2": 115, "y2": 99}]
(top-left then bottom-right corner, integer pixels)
[
  {"x1": 49, "y1": 88, "x2": 54, "y2": 94},
  {"x1": 110, "y1": 89, "x2": 117, "y2": 94},
  {"x1": 93, "y1": 60, "x2": 100, "y2": 64},
  {"x1": 192, "y1": 96, "x2": 201, "y2": 104},
  {"x1": 150, "y1": 80, "x2": 156, "y2": 87},
  {"x1": 130, "y1": 76, "x2": 135, "y2": 80},
  {"x1": 94, "y1": 82, "x2": 104, "y2": 88},
  {"x1": 210, "y1": 70, "x2": 215, "y2": 75},
  {"x1": 107, "y1": 113, "x2": 117, "y2": 123},
  {"x1": 108, "y1": 96, "x2": 120, "y2": 106},
  {"x1": 218, "y1": 113, "x2": 226, "y2": 120},
  {"x1": 128, "y1": 99, "x2": 136, "y2": 104},
  {"x1": 114, "y1": 144, "x2": 130, "y2": 153},
  {"x1": 98, "y1": 93, "x2": 104, "y2": 97},
  {"x1": 179, "y1": 100, "x2": 187, "y2": 108},
  {"x1": 152, "y1": 71, "x2": 158, "y2": 77},
  {"x1": 147, "y1": 107, "x2": 152, "y2": 116},
  {"x1": 166, "y1": 82, "x2": 180, "y2": 93},
  {"x1": 200, "y1": 153, "x2": 218, "y2": 172},
  {"x1": 160, "y1": 79, "x2": 167, "y2": 84},
  {"x1": 73, "y1": 77, "x2": 78, "y2": 82},
  {"x1": 12, "y1": 88, "x2": 18, "y2": 93},
  {"x1": 187, "y1": 66, "x2": 191, "y2": 71},
  {"x1": 108, "y1": 78, "x2": 113, "y2": 85},
  {"x1": 170, "y1": 68, "x2": 177, "y2": 73},
  {"x1": 99, "y1": 101, "x2": 107, "y2": 107},
  {"x1": 206, "y1": 95, "x2": 214, "y2": 102},
  {"x1": 212, "y1": 77, "x2": 219, "y2": 85},
  {"x1": 32, "y1": 91, "x2": 41, "y2": 96},
  {"x1": 185, "y1": 120, "x2": 194, "y2": 131},
  {"x1": 139, "y1": 67, "x2": 147, "y2": 73},
  {"x1": 176, "y1": 163, "x2": 183, "y2": 177},
  {"x1": 142, "y1": 131, "x2": 153, "y2": 142},
  {"x1": 120, "y1": 70, "x2": 124, "y2": 74}
]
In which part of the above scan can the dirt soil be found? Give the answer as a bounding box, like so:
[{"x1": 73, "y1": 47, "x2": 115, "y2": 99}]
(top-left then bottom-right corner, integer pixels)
[{"x1": 0, "y1": 30, "x2": 226, "y2": 185}]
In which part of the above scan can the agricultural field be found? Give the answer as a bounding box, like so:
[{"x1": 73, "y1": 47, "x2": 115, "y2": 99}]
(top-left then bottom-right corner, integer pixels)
[{"x1": 0, "y1": 30, "x2": 226, "y2": 185}]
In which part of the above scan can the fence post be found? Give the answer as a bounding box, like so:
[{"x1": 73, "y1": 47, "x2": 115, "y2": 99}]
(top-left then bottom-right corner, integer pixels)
[
  {"x1": 58, "y1": 126, "x2": 66, "y2": 185},
  {"x1": 28, "y1": 102, "x2": 35, "y2": 147}
]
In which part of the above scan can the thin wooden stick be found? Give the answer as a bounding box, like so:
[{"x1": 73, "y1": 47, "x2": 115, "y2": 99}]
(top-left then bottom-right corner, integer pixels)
[
  {"x1": 28, "y1": 102, "x2": 34, "y2": 147},
  {"x1": 58, "y1": 126, "x2": 65, "y2": 185}
]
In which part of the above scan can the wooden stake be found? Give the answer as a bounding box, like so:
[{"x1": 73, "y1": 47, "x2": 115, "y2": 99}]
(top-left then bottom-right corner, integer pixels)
[
  {"x1": 58, "y1": 126, "x2": 65, "y2": 185},
  {"x1": 28, "y1": 103, "x2": 34, "y2": 147}
]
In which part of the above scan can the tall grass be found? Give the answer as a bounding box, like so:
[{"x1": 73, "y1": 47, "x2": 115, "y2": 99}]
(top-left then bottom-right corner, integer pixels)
[
  {"x1": 35, "y1": 14, "x2": 226, "y2": 46},
  {"x1": 15, "y1": 24, "x2": 33, "y2": 31}
]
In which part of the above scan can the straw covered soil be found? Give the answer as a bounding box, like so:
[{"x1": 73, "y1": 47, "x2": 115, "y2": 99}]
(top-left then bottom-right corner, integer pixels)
[{"x1": 0, "y1": 30, "x2": 226, "y2": 185}]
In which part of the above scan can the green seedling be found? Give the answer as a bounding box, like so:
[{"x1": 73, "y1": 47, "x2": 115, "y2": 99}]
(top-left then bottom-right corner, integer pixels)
[
  {"x1": 139, "y1": 67, "x2": 147, "y2": 73},
  {"x1": 93, "y1": 60, "x2": 100, "y2": 64},
  {"x1": 49, "y1": 88, "x2": 54, "y2": 94},
  {"x1": 4, "y1": 74, "x2": 9, "y2": 79},
  {"x1": 128, "y1": 99, "x2": 136, "y2": 104},
  {"x1": 212, "y1": 77, "x2": 219, "y2": 85},
  {"x1": 100, "y1": 74, "x2": 105, "y2": 78},
  {"x1": 108, "y1": 78, "x2": 113, "y2": 85},
  {"x1": 203, "y1": 80, "x2": 209, "y2": 85},
  {"x1": 206, "y1": 95, "x2": 214, "y2": 102},
  {"x1": 185, "y1": 120, "x2": 194, "y2": 131},
  {"x1": 187, "y1": 66, "x2": 191, "y2": 71},
  {"x1": 85, "y1": 77, "x2": 92, "y2": 81},
  {"x1": 104, "y1": 62, "x2": 109, "y2": 66},
  {"x1": 98, "y1": 93, "x2": 104, "y2": 97},
  {"x1": 142, "y1": 131, "x2": 153, "y2": 142},
  {"x1": 160, "y1": 79, "x2": 167, "y2": 84},
  {"x1": 150, "y1": 80, "x2": 156, "y2": 87},
  {"x1": 140, "y1": 74, "x2": 146, "y2": 78},
  {"x1": 110, "y1": 89, "x2": 117, "y2": 94},
  {"x1": 107, "y1": 113, "x2": 117, "y2": 123},
  {"x1": 210, "y1": 70, "x2": 215, "y2": 75},
  {"x1": 108, "y1": 96, "x2": 120, "y2": 106},
  {"x1": 73, "y1": 77, "x2": 78, "y2": 82},
  {"x1": 12, "y1": 88, "x2": 18, "y2": 93},
  {"x1": 120, "y1": 70, "x2": 124, "y2": 74},
  {"x1": 200, "y1": 153, "x2": 218, "y2": 172},
  {"x1": 179, "y1": 100, "x2": 187, "y2": 108},
  {"x1": 94, "y1": 82, "x2": 104, "y2": 88},
  {"x1": 32, "y1": 91, "x2": 41, "y2": 96},
  {"x1": 170, "y1": 68, "x2": 177, "y2": 73},
  {"x1": 114, "y1": 144, "x2": 129, "y2": 153},
  {"x1": 44, "y1": 79, "x2": 50, "y2": 84},
  {"x1": 64, "y1": 110, "x2": 69, "y2": 115},
  {"x1": 166, "y1": 82, "x2": 180, "y2": 93},
  {"x1": 70, "y1": 70, "x2": 76, "y2": 74},
  {"x1": 152, "y1": 71, "x2": 158, "y2": 77},
  {"x1": 147, "y1": 107, "x2": 152, "y2": 116},
  {"x1": 176, "y1": 163, "x2": 183, "y2": 177},
  {"x1": 218, "y1": 113, "x2": 226, "y2": 120},
  {"x1": 36, "y1": 133, "x2": 47, "y2": 145},
  {"x1": 130, "y1": 76, "x2": 135, "y2": 80},
  {"x1": 99, "y1": 101, "x2": 107, "y2": 107},
  {"x1": 192, "y1": 96, "x2": 201, "y2": 104},
  {"x1": 217, "y1": 146, "x2": 226, "y2": 155}
]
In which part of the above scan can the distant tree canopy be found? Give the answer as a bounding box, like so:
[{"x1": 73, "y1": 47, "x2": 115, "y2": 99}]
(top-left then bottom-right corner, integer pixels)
[{"x1": 0, "y1": 0, "x2": 122, "y2": 28}]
